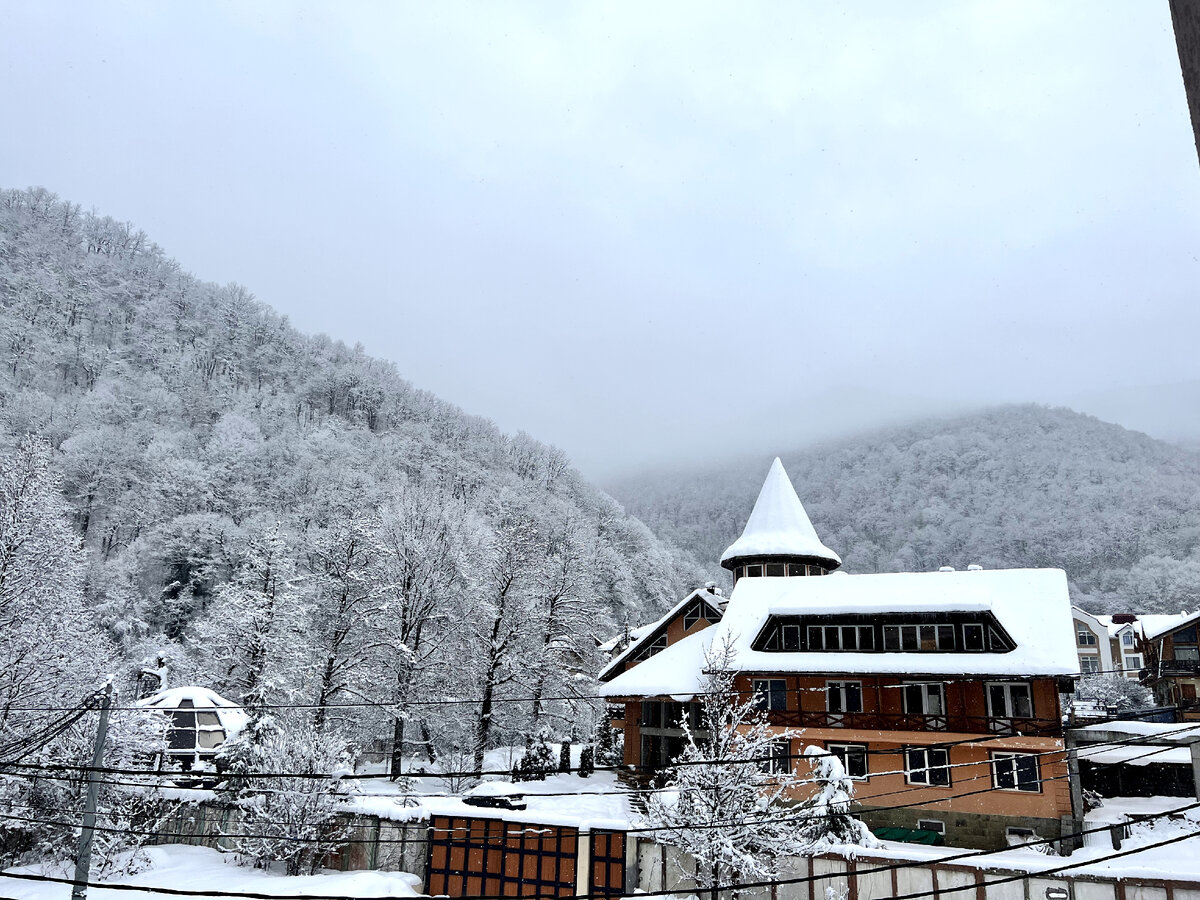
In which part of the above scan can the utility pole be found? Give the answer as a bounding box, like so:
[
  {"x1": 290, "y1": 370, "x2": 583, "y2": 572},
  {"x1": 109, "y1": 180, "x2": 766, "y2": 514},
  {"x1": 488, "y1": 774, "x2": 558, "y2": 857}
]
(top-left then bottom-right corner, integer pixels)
[{"x1": 72, "y1": 679, "x2": 113, "y2": 900}]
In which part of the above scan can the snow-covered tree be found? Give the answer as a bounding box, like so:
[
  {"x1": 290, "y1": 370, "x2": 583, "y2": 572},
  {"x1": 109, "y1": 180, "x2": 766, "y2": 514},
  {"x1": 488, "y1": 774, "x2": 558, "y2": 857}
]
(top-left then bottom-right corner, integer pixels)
[
  {"x1": 645, "y1": 637, "x2": 808, "y2": 899},
  {"x1": 793, "y1": 746, "x2": 879, "y2": 852},
  {"x1": 219, "y1": 714, "x2": 355, "y2": 876},
  {"x1": 1074, "y1": 674, "x2": 1154, "y2": 713}
]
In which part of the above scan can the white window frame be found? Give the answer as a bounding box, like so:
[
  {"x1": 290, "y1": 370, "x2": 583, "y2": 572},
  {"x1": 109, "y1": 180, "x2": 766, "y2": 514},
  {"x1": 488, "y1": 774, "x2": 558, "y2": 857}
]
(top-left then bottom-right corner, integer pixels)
[
  {"x1": 1122, "y1": 632, "x2": 1135, "y2": 647},
  {"x1": 753, "y1": 678, "x2": 788, "y2": 712},
  {"x1": 826, "y1": 680, "x2": 864, "y2": 717},
  {"x1": 1077, "y1": 628, "x2": 1097, "y2": 647},
  {"x1": 986, "y1": 681, "x2": 1034, "y2": 724},
  {"x1": 902, "y1": 682, "x2": 947, "y2": 728},
  {"x1": 904, "y1": 746, "x2": 951, "y2": 787},
  {"x1": 758, "y1": 739, "x2": 792, "y2": 775},
  {"x1": 1079, "y1": 655, "x2": 1101, "y2": 674},
  {"x1": 827, "y1": 743, "x2": 868, "y2": 779},
  {"x1": 991, "y1": 752, "x2": 1041, "y2": 793}
]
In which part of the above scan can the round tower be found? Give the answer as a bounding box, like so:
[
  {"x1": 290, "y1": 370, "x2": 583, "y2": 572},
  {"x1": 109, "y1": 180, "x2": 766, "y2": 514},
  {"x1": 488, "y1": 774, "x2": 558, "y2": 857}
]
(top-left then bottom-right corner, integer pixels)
[{"x1": 720, "y1": 457, "x2": 841, "y2": 583}]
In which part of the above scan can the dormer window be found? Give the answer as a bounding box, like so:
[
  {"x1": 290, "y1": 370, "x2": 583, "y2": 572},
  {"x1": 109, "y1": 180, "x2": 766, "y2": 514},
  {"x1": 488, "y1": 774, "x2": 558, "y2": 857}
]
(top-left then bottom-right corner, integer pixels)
[{"x1": 753, "y1": 613, "x2": 1017, "y2": 654}]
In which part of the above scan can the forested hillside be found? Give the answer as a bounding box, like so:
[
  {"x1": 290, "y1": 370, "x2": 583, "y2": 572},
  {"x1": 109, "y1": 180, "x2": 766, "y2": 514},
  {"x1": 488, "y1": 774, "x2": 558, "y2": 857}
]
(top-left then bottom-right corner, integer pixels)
[
  {"x1": 0, "y1": 187, "x2": 706, "y2": 765},
  {"x1": 609, "y1": 405, "x2": 1200, "y2": 614}
]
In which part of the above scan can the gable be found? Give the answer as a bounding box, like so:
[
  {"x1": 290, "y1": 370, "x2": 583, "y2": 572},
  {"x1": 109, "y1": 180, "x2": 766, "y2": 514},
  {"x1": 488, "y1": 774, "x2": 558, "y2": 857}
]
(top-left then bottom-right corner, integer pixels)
[{"x1": 598, "y1": 588, "x2": 723, "y2": 682}]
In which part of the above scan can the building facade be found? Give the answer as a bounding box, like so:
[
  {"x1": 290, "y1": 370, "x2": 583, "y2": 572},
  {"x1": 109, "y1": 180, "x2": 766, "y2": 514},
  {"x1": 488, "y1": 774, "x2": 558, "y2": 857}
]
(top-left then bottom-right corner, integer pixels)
[{"x1": 600, "y1": 458, "x2": 1080, "y2": 851}]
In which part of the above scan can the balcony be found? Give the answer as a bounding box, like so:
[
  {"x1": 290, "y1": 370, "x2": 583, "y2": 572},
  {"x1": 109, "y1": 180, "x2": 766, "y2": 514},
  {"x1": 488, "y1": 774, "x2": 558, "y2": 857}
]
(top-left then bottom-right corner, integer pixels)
[
  {"x1": 1159, "y1": 659, "x2": 1200, "y2": 676},
  {"x1": 766, "y1": 709, "x2": 1063, "y2": 737}
]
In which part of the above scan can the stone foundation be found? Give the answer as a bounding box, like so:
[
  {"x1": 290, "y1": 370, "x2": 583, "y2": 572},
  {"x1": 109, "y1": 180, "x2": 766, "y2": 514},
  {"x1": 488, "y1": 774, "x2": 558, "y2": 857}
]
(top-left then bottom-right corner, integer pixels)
[{"x1": 856, "y1": 803, "x2": 1065, "y2": 851}]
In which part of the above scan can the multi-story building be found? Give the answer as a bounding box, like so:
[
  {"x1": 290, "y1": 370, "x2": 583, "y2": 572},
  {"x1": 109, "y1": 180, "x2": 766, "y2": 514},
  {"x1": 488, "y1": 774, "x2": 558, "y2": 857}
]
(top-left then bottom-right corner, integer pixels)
[
  {"x1": 599, "y1": 458, "x2": 1080, "y2": 850},
  {"x1": 1071, "y1": 608, "x2": 1146, "y2": 679},
  {"x1": 1140, "y1": 611, "x2": 1200, "y2": 706}
]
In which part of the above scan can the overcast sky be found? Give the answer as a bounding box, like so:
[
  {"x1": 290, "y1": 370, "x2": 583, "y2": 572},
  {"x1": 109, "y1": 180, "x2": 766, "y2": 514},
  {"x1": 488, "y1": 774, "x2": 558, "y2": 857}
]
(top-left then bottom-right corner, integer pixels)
[{"x1": 2, "y1": 2, "x2": 1199, "y2": 479}]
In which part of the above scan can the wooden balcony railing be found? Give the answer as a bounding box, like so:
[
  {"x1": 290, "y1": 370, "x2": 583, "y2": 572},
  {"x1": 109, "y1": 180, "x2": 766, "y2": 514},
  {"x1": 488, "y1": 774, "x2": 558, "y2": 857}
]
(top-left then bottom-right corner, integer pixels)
[
  {"x1": 765, "y1": 709, "x2": 1063, "y2": 737},
  {"x1": 1159, "y1": 659, "x2": 1200, "y2": 676}
]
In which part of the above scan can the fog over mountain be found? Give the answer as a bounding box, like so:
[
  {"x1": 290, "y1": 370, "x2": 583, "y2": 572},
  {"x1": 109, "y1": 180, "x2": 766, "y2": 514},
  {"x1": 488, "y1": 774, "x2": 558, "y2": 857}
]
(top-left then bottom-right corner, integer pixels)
[{"x1": 608, "y1": 405, "x2": 1200, "y2": 614}]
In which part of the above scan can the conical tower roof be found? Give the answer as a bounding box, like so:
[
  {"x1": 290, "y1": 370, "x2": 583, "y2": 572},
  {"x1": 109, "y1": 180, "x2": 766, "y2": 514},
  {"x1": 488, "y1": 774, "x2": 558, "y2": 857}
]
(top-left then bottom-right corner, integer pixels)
[{"x1": 720, "y1": 458, "x2": 841, "y2": 570}]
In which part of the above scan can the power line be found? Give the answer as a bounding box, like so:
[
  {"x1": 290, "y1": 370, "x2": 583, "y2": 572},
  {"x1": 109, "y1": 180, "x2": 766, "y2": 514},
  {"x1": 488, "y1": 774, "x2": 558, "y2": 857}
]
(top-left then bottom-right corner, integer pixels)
[
  {"x1": 0, "y1": 735, "x2": 1180, "y2": 849},
  {"x1": 1, "y1": 800, "x2": 1197, "y2": 900}
]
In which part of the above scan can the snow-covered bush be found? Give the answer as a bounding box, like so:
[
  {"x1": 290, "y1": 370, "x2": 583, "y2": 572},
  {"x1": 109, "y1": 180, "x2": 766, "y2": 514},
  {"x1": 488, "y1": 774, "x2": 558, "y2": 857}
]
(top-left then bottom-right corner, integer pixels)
[
  {"x1": 578, "y1": 745, "x2": 595, "y2": 778},
  {"x1": 593, "y1": 716, "x2": 623, "y2": 767},
  {"x1": 513, "y1": 730, "x2": 556, "y2": 782},
  {"x1": 219, "y1": 714, "x2": 355, "y2": 876},
  {"x1": 794, "y1": 746, "x2": 880, "y2": 852},
  {"x1": 558, "y1": 741, "x2": 571, "y2": 773}
]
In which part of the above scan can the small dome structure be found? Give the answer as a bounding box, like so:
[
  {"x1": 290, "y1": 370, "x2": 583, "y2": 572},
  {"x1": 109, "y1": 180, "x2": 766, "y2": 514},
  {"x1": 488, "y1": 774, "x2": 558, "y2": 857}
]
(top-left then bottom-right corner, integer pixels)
[
  {"x1": 721, "y1": 457, "x2": 841, "y2": 581},
  {"x1": 138, "y1": 686, "x2": 248, "y2": 772}
]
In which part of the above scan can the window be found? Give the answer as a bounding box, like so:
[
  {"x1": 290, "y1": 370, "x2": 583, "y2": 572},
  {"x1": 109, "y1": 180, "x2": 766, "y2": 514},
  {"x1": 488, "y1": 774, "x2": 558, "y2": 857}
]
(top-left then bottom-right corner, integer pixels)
[
  {"x1": 1124, "y1": 654, "x2": 1143, "y2": 670},
  {"x1": 987, "y1": 682, "x2": 1033, "y2": 727},
  {"x1": 963, "y1": 624, "x2": 984, "y2": 651},
  {"x1": 1077, "y1": 628, "x2": 1097, "y2": 647},
  {"x1": 902, "y1": 682, "x2": 946, "y2": 725},
  {"x1": 1079, "y1": 656, "x2": 1100, "y2": 674},
  {"x1": 165, "y1": 700, "x2": 226, "y2": 753},
  {"x1": 807, "y1": 625, "x2": 872, "y2": 651},
  {"x1": 635, "y1": 634, "x2": 667, "y2": 661},
  {"x1": 826, "y1": 681, "x2": 863, "y2": 715},
  {"x1": 904, "y1": 746, "x2": 950, "y2": 786},
  {"x1": 683, "y1": 599, "x2": 719, "y2": 630},
  {"x1": 883, "y1": 625, "x2": 920, "y2": 651},
  {"x1": 1122, "y1": 632, "x2": 1135, "y2": 647},
  {"x1": 788, "y1": 563, "x2": 805, "y2": 576},
  {"x1": 991, "y1": 752, "x2": 1041, "y2": 792},
  {"x1": 746, "y1": 564, "x2": 763, "y2": 578},
  {"x1": 827, "y1": 743, "x2": 868, "y2": 779},
  {"x1": 917, "y1": 819, "x2": 945, "y2": 835},
  {"x1": 640, "y1": 701, "x2": 663, "y2": 728},
  {"x1": 753, "y1": 679, "x2": 788, "y2": 711},
  {"x1": 765, "y1": 563, "x2": 785, "y2": 577},
  {"x1": 759, "y1": 740, "x2": 792, "y2": 775}
]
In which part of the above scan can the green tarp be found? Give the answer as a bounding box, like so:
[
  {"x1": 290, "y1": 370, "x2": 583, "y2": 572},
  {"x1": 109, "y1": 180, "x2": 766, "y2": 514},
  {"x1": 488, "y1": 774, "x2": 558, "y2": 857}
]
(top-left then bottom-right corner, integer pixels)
[{"x1": 871, "y1": 826, "x2": 945, "y2": 846}]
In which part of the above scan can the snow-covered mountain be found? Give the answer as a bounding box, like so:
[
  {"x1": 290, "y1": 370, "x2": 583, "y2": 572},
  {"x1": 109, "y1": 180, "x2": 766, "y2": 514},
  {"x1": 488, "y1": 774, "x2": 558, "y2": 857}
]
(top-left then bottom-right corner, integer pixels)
[
  {"x1": 0, "y1": 186, "x2": 706, "y2": 757},
  {"x1": 607, "y1": 405, "x2": 1200, "y2": 613}
]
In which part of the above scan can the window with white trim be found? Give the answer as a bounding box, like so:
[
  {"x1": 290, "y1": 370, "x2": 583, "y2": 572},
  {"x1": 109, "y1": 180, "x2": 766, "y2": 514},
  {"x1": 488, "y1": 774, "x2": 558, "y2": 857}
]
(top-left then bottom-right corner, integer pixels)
[
  {"x1": 986, "y1": 681, "x2": 1033, "y2": 719},
  {"x1": 904, "y1": 746, "x2": 950, "y2": 786},
  {"x1": 1077, "y1": 628, "x2": 1097, "y2": 647},
  {"x1": 753, "y1": 679, "x2": 788, "y2": 712},
  {"x1": 826, "y1": 681, "x2": 863, "y2": 715},
  {"x1": 1123, "y1": 654, "x2": 1143, "y2": 670},
  {"x1": 1122, "y1": 632, "x2": 1135, "y2": 647},
  {"x1": 902, "y1": 682, "x2": 945, "y2": 717},
  {"x1": 827, "y1": 743, "x2": 868, "y2": 779},
  {"x1": 917, "y1": 819, "x2": 945, "y2": 835},
  {"x1": 759, "y1": 739, "x2": 792, "y2": 775},
  {"x1": 635, "y1": 634, "x2": 667, "y2": 662},
  {"x1": 991, "y1": 752, "x2": 1041, "y2": 792},
  {"x1": 683, "y1": 598, "x2": 719, "y2": 630},
  {"x1": 1079, "y1": 655, "x2": 1100, "y2": 674}
]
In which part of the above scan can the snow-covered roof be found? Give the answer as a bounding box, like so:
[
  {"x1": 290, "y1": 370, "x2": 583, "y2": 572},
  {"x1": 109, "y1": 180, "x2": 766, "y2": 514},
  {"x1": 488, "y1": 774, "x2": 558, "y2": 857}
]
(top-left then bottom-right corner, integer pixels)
[
  {"x1": 708, "y1": 567, "x2": 1077, "y2": 676},
  {"x1": 1141, "y1": 611, "x2": 1198, "y2": 641},
  {"x1": 597, "y1": 627, "x2": 713, "y2": 699},
  {"x1": 137, "y1": 686, "x2": 249, "y2": 735},
  {"x1": 597, "y1": 587, "x2": 723, "y2": 682},
  {"x1": 720, "y1": 458, "x2": 841, "y2": 569}
]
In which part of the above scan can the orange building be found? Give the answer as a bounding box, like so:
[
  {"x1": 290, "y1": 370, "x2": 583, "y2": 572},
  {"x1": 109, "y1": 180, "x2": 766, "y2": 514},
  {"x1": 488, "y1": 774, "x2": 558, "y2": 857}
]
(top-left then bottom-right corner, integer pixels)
[{"x1": 599, "y1": 458, "x2": 1080, "y2": 851}]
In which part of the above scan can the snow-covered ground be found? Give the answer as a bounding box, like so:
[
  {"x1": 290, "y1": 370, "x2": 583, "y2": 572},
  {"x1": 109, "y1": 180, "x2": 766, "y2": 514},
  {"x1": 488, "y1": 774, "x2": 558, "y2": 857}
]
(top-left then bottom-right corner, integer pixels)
[
  {"x1": 347, "y1": 746, "x2": 634, "y2": 831},
  {"x1": 1, "y1": 844, "x2": 423, "y2": 900}
]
